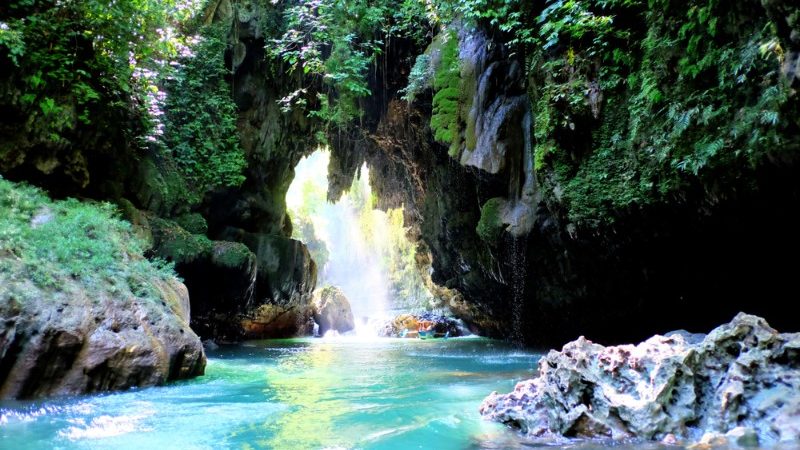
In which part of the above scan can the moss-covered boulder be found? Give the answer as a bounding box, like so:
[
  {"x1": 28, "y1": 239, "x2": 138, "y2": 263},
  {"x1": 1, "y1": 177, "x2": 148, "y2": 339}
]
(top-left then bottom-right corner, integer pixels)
[{"x1": 0, "y1": 178, "x2": 205, "y2": 399}]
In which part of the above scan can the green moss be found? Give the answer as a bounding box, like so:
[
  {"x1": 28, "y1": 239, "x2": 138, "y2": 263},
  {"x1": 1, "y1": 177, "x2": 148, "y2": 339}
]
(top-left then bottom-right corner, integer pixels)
[
  {"x1": 176, "y1": 213, "x2": 208, "y2": 235},
  {"x1": 534, "y1": 141, "x2": 554, "y2": 172},
  {"x1": 149, "y1": 217, "x2": 213, "y2": 264},
  {"x1": 0, "y1": 176, "x2": 174, "y2": 294},
  {"x1": 476, "y1": 197, "x2": 506, "y2": 243},
  {"x1": 211, "y1": 241, "x2": 254, "y2": 269},
  {"x1": 431, "y1": 31, "x2": 463, "y2": 157}
]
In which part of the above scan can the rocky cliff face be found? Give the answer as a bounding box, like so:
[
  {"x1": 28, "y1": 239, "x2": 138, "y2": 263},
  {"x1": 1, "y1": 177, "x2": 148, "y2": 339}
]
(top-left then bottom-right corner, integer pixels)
[
  {"x1": 198, "y1": 1, "x2": 318, "y2": 339},
  {"x1": 323, "y1": 6, "x2": 800, "y2": 345},
  {"x1": 0, "y1": 0, "x2": 320, "y2": 343},
  {"x1": 4, "y1": 0, "x2": 798, "y2": 351}
]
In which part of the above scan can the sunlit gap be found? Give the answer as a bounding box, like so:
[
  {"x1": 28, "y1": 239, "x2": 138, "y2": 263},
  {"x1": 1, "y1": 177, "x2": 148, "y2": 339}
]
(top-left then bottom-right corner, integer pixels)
[{"x1": 286, "y1": 148, "x2": 435, "y2": 338}]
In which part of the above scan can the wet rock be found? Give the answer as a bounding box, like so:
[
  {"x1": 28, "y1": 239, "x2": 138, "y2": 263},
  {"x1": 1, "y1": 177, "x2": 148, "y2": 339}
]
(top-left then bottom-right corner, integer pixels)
[
  {"x1": 224, "y1": 228, "x2": 317, "y2": 339},
  {"x1": 480, "y1": 313, "x2": 800, "y2": 446},
  {"x1": 379, "y1": 313, "x2": 463, "y2": 338},
  {"x1": 145, "y1": 216, "x2": 258, "y2": 341},
  {"x1": 241, "y1": 303, "x2": 314, "y2": 338},
  {"x1": 312, "y1": 286, "x2": 354, "y2": 335},
  {"x1": 381, "y1": 314, "x2": 419, "y2": 337}
]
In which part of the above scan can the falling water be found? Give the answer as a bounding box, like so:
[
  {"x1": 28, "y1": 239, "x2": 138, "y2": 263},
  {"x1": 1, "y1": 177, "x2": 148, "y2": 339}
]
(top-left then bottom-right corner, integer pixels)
[
  {"x1": 319, "y1": 183, "x2": 391, "y2": 332},
  {"x1": 286, "y1": 149, "x2": 432, "y2": 335},
  {"x1": 508, "y1": 235, "x2": 527, "y2": 347}
]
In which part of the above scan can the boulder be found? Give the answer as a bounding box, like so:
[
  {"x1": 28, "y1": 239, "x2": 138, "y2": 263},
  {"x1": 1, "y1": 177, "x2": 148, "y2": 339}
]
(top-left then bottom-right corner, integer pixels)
[
  {"x1": 0, "y1": 276, "x2": 205, "y2": 399},
  {"x1": 379, "y1": 313, "x2": 463, "y2": 338},
  {"x1": 480, "y1": 313, "x2": 800, "y2": 446},
  {"x1": 312, "y1": 286, "x2": 355, "y2": 335},
  {"x1": 223, "y1": 228, "x2": 318, "y2": 339}
]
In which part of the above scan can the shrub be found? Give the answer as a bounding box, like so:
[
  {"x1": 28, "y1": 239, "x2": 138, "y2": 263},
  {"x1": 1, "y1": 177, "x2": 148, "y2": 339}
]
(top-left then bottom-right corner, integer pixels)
[{"x1": 0, "y1": 177, "x2": 174, "y2": 294}]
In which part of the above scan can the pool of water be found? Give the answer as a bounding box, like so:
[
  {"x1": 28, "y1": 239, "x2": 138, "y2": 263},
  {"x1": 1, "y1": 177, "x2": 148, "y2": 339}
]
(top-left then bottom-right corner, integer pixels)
[{"x1": 0, "y1": 337, "x2": 690, "y2": 449}]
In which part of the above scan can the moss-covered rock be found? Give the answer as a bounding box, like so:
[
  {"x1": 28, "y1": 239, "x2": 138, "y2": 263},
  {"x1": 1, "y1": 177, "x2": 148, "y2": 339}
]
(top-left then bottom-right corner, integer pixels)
[
  {"x1": 211, "y1": 241, "x2": 253, "y2": 270},
  {"x1": 0, "y1": 178, "x2": 205, "y2": 399},
  {"x1": 176, "y1": 212, "x2": 209, "y2": 235},
  {"x1": 476, "y1": 197, "x2": 507, "y2": 243},
  {"x1": 430, "y1": 30, "x2": 463, "y2": 157},
  {"x1": 149, "y1": 216, "x2": 214, "y2": 263}
]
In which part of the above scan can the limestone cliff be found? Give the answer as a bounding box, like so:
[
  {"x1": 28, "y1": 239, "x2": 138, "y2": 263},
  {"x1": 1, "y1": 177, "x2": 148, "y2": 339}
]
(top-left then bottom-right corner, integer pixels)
[{"x1": 322, "y1": 4, "x2": 800, "y2": 345}]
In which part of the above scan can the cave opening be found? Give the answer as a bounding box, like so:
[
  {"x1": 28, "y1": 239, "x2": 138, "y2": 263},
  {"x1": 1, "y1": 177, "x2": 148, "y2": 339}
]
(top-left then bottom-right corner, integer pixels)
[{"x1": 286, "y1": 148, "x2": 438, "y2": 335}]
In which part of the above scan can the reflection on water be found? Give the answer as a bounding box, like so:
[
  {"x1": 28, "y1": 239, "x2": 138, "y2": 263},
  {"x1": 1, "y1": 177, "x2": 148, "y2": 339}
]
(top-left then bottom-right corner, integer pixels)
[{"x1": 0, "y1": 337, "x2": 758, "y2": 450}]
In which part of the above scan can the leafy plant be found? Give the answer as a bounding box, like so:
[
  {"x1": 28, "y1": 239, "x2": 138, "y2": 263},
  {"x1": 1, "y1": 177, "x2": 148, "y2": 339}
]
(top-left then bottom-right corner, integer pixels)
[
  {"x1": 0, "y1": 177, "x2": 174, "y2": 294},
  {"x1": 271, "y1": 0, "x2": 431, "y2": 129},
  {"x1": 399, "y1": 54, "x2": 432, "y2": 104},
  {"x1": 160, "y1": 20, "x2": 247, "y2": 202}
]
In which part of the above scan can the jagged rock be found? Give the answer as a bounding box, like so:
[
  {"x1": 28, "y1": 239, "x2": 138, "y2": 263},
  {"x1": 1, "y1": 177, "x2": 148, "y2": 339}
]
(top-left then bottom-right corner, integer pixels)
[
  {"x1": 241, "y1": 303, "x2": 315, "y2": 338},
  {"x1": 312, "y1": 286, "x2": 355, "y2": 335},
  {"x1": 480, "y1": 313, "x2": 800, "y2": 446},
  {"x1": 0, "y1": 276, "x2": 205, "y2": 399},
  {"x1": 381, "y1": 314, "x2": 419, "y2": 337}
]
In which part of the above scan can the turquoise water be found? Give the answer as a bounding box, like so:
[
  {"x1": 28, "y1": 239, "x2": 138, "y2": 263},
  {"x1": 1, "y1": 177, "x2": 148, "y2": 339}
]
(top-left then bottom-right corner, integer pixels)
[
  {"x1": 0, "y1": 337, "x2": 689, "y2": 449},
  {"x1": 0, "y1": 337, "x2": 536, "y2": 449}
]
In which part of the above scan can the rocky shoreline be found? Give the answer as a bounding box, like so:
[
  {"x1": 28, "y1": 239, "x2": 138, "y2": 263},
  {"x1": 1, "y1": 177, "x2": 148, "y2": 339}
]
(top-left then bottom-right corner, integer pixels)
[
  {"x1": 480, "y1": 313, "x2": 800, "y2": 447},
  {"x1": 0, "y1": 277, "x2": 205, "y2": 400}
]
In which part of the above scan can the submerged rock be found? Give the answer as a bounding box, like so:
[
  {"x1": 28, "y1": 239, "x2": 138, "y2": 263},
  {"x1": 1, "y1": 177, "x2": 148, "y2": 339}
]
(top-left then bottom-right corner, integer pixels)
[
  {"x1": 480, "y1": 313, "x2": 800, "y2": 446},
  {"x1": 312, "y1": 286, "x2": 354, "y2": 335}
]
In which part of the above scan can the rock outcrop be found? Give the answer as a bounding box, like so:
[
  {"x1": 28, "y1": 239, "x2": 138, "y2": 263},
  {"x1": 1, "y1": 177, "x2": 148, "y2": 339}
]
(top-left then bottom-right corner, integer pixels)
[
  {"x1": 312, "y1": 286, "x2": 355, "y2": 335},
  {"x1": 143, "y1": 215, "x2": 318, "y2": 340},
  {"x1": 480, "y1": 314, "x2": 800, "y2": 447},
  {"x1": 0, "y1": 276, "x2": 205, "y2": 400},
  {"x1": 198, "y1": 1, "x2": 319, "y2": 339}
]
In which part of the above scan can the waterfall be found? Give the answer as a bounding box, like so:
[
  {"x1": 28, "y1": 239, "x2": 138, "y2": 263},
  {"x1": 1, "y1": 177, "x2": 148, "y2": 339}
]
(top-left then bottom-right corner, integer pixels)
[
  {"x1": 286, "y1": 149, "x2": 434, "y2": 335},
  {"x1": 508, "y1": 234, "x2": 527, "y2": 347}
]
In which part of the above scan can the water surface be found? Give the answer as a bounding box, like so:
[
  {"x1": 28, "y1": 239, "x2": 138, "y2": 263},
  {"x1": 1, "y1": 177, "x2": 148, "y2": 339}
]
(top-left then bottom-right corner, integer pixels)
[
  {"x1": 0, "y1": 337, "x2": 711, "y2": 449},
  {"x1": 0, "y1": 338, "x2": 534, "y2": 449}
]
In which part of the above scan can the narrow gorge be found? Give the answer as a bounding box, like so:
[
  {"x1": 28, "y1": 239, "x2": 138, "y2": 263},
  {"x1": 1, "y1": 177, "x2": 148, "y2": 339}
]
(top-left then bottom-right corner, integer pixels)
[{"x1": 1, "y1": 0, "x2": 799, "y2": 448}]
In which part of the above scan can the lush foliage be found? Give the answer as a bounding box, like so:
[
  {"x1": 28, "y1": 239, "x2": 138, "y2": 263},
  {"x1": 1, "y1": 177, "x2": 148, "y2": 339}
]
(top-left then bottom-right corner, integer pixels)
[
  {"x1": 160, "y1": 21, "x2": 247, "y2": 200},
  {"x1": 0, "y1": 177, "x2": 174, "y2": 294},
  {"x1": 405, "y1": 0, "x2": 797, "y2": 226},
  {"x1": 523, "y1": 0, "x2": 796, "y2": 225},
  {"x1": 271, "y1": 0, "x2": 431, "y2": 128},
  {"x1": 0, "y1": 0, "x2": 246, "y2": 205},
  {"x1": 0, "y1": 0, "x2": 179, "y2": 144},
  {"x1": 399, "y1": 54, "x2": 432, "y2": 104}
]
